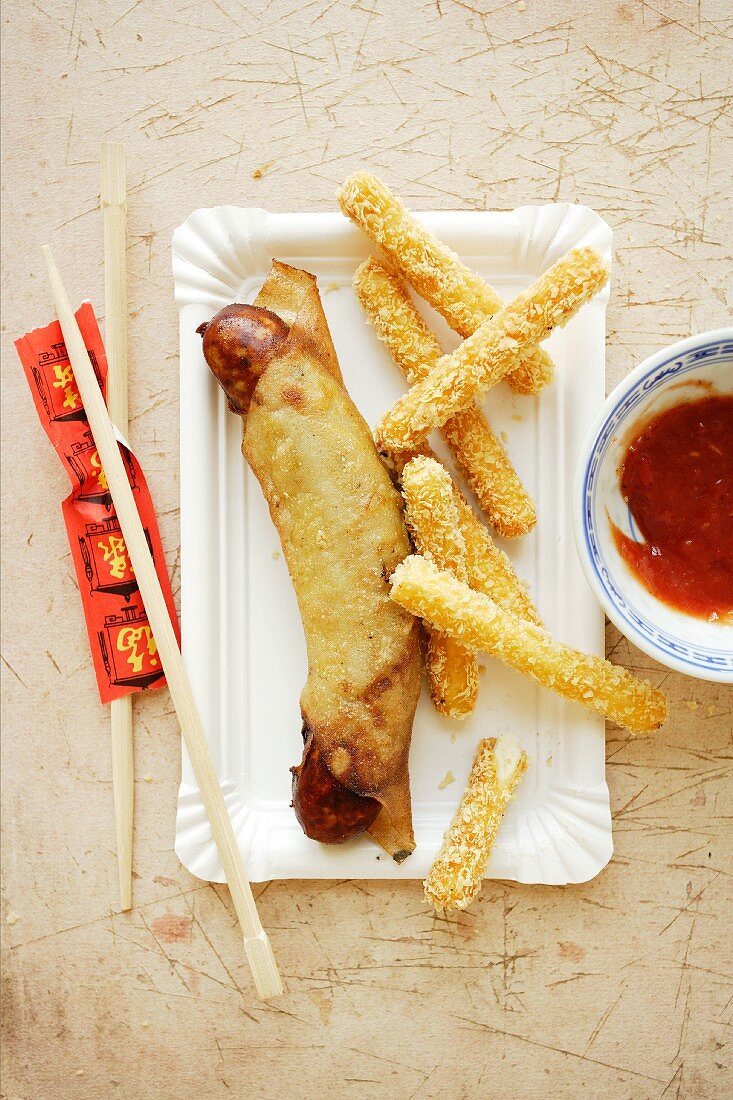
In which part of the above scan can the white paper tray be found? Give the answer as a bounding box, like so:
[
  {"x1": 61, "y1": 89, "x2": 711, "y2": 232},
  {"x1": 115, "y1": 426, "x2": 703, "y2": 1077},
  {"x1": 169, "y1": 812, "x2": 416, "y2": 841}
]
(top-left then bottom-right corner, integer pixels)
[{"x1": 172, "y1": 203, "x2": 613, "y2": 884}]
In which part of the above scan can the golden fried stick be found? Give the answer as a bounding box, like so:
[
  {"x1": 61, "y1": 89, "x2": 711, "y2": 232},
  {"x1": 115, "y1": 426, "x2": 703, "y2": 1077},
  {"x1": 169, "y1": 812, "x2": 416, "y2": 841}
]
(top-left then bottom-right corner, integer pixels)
[
  {"x1": 390, "y1": 555, "x2": 667, "y2": 734},
  {"x1": 443, "y1": 408, "x2": 536, "y2": 538},
  {"x1": 338, "y1": 172, "x2": 552, "y2": 395},
  {"x1": 387, "y1": 440, "x2": 542, "y2": 626},
  {"x1": 424, "y1": 737, "x2": 527, "y2": 912},
  {"x1": 376, "y1": 248, "x2": 610, "y2": 454},
  {"x1": 401, "y1": 457, "x2": 478, "y2": 719},
  {"x1": 354, "y1": 257, "x2": 536, "y2": 539},
  {"x1": 454, "y1": 494, "x2": 540, "y2": 626},
  {"x1": 402, "y1": 458, "x2": 467, "y2": 577}
]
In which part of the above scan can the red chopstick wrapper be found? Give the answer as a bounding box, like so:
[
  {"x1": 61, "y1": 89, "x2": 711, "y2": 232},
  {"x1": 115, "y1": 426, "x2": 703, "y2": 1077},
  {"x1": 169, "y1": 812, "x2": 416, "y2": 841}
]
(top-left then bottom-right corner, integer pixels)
[{"x1": 16, "y1": 302, "x2": 180, "y2": 704}]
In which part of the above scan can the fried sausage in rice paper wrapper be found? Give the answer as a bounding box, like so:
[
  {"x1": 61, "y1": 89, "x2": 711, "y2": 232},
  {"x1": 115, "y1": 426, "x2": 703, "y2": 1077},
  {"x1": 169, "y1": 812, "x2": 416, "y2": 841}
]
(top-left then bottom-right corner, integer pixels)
[{"x1": 198, "y1": 261, "x2": 422, "y2": 860}]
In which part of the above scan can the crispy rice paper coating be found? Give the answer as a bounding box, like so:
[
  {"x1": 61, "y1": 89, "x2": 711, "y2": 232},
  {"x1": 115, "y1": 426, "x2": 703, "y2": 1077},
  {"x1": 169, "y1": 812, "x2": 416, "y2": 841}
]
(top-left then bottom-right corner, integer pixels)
[
  {"x1": 424, "y1": 737, "x2": 527, "y2": 912},
  {"x1": 402, "y1": 457, "x2": 479, "y2": 719},
  {"x1": 376, "y1": 248, "x2": 610, "y2": 453},
  {"x1": 254, "y1": 262, "x2": 337, "y2": 350},
  {"x1": 354, "y1": 257, "x2": 536, "y2": 538},
  {"x1": 390, "y1": 555, "x2": 667, "y2": 735},
  {"x1": 338, "y1": 172, "x2": 553, "y2": 395},
  {"x1": 250, "y1": 268, "x2": 423, "y2": 857},
  {"x1": 202, "y1": 262, "x2": 423, "y2": 859},
  {"x1": 256, "y1": 261, "x2": 342, "y2": 383},
  {"x1": 245, "y1": 354, "x2": 423, "y2": 813}
]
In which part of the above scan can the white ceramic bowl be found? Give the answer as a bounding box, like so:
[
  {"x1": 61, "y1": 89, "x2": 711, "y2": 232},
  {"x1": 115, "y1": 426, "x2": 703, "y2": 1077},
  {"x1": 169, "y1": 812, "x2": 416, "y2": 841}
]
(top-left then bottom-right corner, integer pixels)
[{"x1": 574, "y1": 328, "x2": 733, "y2": 683}]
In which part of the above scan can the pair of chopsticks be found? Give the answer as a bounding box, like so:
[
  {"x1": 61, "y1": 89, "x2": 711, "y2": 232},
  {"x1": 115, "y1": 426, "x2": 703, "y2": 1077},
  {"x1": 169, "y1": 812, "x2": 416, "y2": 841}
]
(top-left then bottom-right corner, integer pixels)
[{"x1": 45, "y1": 144, "x2": 282, "y2": 1000}]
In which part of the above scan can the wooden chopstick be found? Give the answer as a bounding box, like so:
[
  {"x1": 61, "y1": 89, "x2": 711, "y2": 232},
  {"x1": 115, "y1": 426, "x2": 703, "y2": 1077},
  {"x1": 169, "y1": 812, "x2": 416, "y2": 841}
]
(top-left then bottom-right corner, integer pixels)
[
  {"x1": 100, "y1": 142, "x2": 133, "y2": 912},
  {"x1": 42, "y1": 245, "x2": 283, "y2": 1000},
  {"x1": 100, "y1": 143, "x2": 129, "y2": 428}
]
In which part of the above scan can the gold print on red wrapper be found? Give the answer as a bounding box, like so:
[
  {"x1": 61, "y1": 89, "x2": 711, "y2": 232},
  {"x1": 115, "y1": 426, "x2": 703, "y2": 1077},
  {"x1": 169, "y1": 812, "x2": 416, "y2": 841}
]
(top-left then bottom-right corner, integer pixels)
[
  {"x1": 66, "y1": 431, "x2": 137, "y2": 509},
  {"x1": 30, "y1": 340, "x2": 103, "y2": 424},
  {"x1": 78, "y1": 517, "x2": 143, "y2": 601},
  {"x1": 91, "y1": 450, "x2": 108, "y2": 492},
  {"x1": 51, "y1": 359, "x2": 79, "y2": 412},
  {"x1": 16, "y1": 303, "x2": 179, "y2": 705},
  {"x1": 99, "y1": 534, "x2": 131, "y2": 580},
  {"x1": 118, "y1": 625, "x2": 156, "y2": 673},
  {"x1": 98, "y1": 607, "x2": 164, "y2": 691}
]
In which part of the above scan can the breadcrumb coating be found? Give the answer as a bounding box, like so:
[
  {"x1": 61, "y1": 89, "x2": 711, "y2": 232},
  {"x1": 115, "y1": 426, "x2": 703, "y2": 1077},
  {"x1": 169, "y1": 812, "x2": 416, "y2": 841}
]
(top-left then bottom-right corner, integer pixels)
[
  {"x1": 354, "y1": 257, "x2": 536, "y2": 538},
  {"x1": 402, "y1": 458, "x2": 469, "y2": 580},
  {"x1": 338, "y1": 172, "x2": 552, "y2": 395},
  {"x1": 353, "y1": 256, "x2": 440, "y2": 383},
  {"x1": 376, "y1": 248, "x2": 610, "y2": 453},
  {"x1": 454, "y1": 494, "x2": 541, "y2": 625},
  {"x1": 424, "y1": 737, "x2": 527, "y2": 912},
  {"x1": 390, "y1": 555, "x2": 667, "y2": 734},
  {"x1": 402, "y1": 457, "x2": 479, "y2": 719},
  {"x1": 386, "y1": 440, "x2": 542, "y2": 626},
  {"x1": 442, "y1": 406, "x2": 537, "y2": 538}
]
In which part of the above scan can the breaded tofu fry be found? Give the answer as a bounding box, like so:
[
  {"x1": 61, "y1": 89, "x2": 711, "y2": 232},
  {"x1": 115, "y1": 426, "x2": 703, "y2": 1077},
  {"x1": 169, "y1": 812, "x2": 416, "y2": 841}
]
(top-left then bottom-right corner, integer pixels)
[
  {"x1": 402, "y1": 457, "x2": 478, "y2": 719},
  {"x1": 339, "y1": 172, "x2": 553, "y2": 395},
  {"x1": 390, "y1": 555, "x2": 667, "y2": 734},
  {"x1": 353, "y1": 256, "x2": 440, "y2": 384},
  {"x1": 354, "y1": 257, "x2": 536, "y2": 538},
  {"x1": 424, "y1": 737, "x2": 527, "y2": 912},
  {"x1": 454, "y1": 494, "x2": 541, "y2": 626},
  {"x1": 442, "y1": 406, "x2": 537, "y2": 538},
  {"x1": 376, "y1": 248, "x2": 610, "y2": 453},
  {"x1": 401, "y1": 459, "x2": 468, "y2": 580},
  {"x1": 384, "y1": 440, "x2": 542, "y2": 626}
]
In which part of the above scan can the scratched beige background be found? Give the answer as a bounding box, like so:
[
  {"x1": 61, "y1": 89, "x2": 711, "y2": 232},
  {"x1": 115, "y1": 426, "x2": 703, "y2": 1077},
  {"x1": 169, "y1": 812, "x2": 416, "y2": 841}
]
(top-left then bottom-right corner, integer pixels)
[{"x1": 1, "y1": 1, "x2": 732, "y2": 1097}]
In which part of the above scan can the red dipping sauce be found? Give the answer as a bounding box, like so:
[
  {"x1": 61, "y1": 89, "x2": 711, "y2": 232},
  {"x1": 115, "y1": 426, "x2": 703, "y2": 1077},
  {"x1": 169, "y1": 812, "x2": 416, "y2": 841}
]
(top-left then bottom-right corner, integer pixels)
[{"x1": 612, "y1": 393, "x2": 733, "y2": 622}]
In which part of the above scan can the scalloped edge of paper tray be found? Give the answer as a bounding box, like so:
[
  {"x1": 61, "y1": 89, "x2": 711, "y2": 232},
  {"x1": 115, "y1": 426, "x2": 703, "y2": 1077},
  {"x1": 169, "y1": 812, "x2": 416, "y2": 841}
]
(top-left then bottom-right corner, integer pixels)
[{"x1": 173, "y1": 202, "x2": 613, "y2": 885}]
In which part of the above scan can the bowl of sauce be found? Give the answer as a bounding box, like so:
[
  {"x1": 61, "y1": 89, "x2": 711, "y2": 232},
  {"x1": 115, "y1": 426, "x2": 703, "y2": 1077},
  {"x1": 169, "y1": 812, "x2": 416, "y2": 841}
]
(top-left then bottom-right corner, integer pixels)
[{"x1": 574, "y1": 329, "x2": 733, "y2": 683}]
